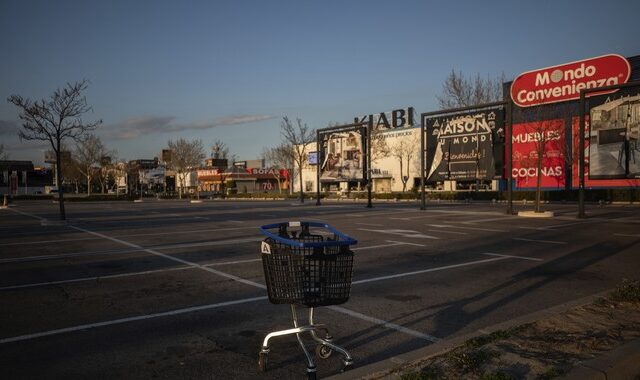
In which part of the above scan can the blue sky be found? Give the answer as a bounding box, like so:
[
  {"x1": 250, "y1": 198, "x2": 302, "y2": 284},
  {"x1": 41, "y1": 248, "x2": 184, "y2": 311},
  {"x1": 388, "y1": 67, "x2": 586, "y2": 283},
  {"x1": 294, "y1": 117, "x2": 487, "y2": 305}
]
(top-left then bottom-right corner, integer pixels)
[{"x1": 1, "y1": 0, "x2": 639, "y2": 165}]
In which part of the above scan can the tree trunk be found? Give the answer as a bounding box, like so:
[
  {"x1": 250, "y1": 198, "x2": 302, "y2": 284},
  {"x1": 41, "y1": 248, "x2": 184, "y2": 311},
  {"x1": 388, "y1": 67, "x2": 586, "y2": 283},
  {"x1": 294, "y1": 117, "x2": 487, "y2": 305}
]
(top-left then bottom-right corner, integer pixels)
[
  {"x1": 55, "y1": 142, "x2": 66, "y2": 220},
  {"x1": 299, "y1": 165, "x2": 304, "y2": 203},
  {"x1": 87, "y1": 174, "x2": 91, "y2": 196}
]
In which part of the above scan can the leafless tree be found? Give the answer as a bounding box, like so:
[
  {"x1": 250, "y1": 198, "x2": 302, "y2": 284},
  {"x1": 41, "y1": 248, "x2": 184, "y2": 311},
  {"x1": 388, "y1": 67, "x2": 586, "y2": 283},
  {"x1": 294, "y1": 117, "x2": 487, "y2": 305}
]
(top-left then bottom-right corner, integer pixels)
[
  {"x1": 97, "y1": 152, "x2": 118, "y2": 194},
  {"x1": 514, "y1": 108, "x2": 565, "y2": 213},
  {"x1": 263, "y1": 143, "x2": 294, "y2": 193},
  {"x1": 168, "y1": 138, "x2": 205, "y2": 199},
  {"x1": 7, "y1": 80, "x2": 101, "y2": 220},
  {"x1": 437, "y1": 70, "x2": 505, "y2": 109},
  {"x1": 74, "y1": 134, "x2": 109, "y2": 195},
  {"x1": 281, "y1": 116, "x2": 315, "y2": 202},
  {"x1": 0, "y1": 144, "x2": 7, "y2": 160},
  {"x1": 210, "y1": 139, "x2": 229, "y2": 159},
  {"x1": 389, "y1": 134, "x2": 419, "y2": 192}
]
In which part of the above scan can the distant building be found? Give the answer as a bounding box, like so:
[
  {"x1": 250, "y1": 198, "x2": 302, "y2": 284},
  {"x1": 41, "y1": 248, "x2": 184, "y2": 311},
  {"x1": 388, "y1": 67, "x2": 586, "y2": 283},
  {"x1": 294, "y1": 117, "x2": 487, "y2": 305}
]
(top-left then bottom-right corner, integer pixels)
[{"x1": 0, "y1": 160, "x2": 52, "y2": 195}]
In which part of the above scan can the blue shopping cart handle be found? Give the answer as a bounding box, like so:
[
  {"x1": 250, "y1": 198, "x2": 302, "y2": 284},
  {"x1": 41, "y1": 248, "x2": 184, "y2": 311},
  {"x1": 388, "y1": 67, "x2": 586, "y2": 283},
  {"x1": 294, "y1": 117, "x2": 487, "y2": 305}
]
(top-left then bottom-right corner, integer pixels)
[{"x1": 260, "y1": 221, "x2": 357, "y2": 248}]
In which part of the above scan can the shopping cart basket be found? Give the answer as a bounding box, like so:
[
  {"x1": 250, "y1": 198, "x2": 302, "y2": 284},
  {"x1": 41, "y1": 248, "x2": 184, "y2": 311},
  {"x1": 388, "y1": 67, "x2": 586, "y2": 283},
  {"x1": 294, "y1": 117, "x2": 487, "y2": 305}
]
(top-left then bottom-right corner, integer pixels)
[{"x1": 258, "y1": 221, "x2": 357, "y2": 379}]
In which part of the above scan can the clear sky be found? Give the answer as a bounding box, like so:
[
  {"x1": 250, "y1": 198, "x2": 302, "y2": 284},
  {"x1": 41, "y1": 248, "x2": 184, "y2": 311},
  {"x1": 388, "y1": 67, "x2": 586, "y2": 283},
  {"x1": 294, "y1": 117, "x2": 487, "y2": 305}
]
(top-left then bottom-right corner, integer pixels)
[{"x1": 1, "y1": 0, "x2": 639, "y2": 165}]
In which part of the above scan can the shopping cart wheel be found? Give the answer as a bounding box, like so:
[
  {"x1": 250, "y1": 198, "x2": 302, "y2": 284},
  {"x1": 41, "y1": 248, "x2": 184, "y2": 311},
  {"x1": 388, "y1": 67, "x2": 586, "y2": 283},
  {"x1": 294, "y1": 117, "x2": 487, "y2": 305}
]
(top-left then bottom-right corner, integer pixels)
[
  {"x1": 258, "y1": 352, "x2": 268, "y2": 372},
  {"x1": 315, "y1": 344, "x2": 333, "y2": 359}
]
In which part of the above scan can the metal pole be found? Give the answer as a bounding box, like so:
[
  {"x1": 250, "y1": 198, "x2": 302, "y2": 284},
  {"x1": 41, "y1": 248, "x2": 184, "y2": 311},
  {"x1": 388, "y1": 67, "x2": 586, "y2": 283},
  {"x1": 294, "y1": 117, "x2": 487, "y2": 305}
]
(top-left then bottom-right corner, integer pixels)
[
  {"x1": 506, "y1": 101, "x2": 513, "y2": 215},
  {"x1": 316, "y1": 130, "x2": 321, "y2": 206},
  {"x1": 578, "y1": 92, "x2": 586, "y2": 218},
  {"x1": 366, "y1": 119, "x2": 373, "y2": 208},
  {"x1": 420, "y1": 114, "x2": 426, "y2": 210}
]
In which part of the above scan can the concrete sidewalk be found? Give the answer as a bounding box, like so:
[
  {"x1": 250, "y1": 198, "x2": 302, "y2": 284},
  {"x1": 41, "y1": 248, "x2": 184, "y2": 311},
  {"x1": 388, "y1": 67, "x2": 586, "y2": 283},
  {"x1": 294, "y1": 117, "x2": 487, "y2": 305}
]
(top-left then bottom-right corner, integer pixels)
[{"x1": 328, "y1": 290, "x2": 640, "y2": 380}]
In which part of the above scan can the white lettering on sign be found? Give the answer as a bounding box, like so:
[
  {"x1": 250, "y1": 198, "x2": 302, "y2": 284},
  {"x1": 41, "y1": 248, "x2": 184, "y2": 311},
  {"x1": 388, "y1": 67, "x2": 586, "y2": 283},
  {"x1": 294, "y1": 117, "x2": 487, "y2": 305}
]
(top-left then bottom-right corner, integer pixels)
[{"x1": 252, "y1": 168, "x2": 279, "y2": 175}]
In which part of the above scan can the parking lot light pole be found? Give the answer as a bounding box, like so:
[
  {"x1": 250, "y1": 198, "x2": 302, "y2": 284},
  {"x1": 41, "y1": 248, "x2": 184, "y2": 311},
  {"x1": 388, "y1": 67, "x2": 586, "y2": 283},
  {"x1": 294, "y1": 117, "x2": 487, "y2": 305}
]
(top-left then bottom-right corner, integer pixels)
[
  {"x1": 316, "y1": 130, "x2": 321, "y2": 206},
  {"x1": 366, "y1": 119, "x2": 373, "y2": 208},
  {"x1": 420, "y1": 114, "x2": 426, "y2": 210}
]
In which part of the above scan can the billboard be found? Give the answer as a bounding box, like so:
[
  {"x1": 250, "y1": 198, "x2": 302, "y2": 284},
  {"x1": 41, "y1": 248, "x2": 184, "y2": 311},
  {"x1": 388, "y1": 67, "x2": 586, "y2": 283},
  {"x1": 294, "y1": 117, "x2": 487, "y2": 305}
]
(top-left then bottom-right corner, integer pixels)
[
  {"x1": 586, "y1": 92, "x2": 640, "y2": 179},
  {"x1": 425, "y1": 108, "x2": 504, "y2": 182},
  {"x1": 572, "y1": 116, "x2": 640, "y2": 187},
  {"x1": 319, "y1": 127, "x2": 366, "y2": 182},
  {"x1": 511, "y1": 54, "x2": 631, "y2": 107},
  {"x1": 510, "y1": 119, "x2": 565, "y2": 189}
]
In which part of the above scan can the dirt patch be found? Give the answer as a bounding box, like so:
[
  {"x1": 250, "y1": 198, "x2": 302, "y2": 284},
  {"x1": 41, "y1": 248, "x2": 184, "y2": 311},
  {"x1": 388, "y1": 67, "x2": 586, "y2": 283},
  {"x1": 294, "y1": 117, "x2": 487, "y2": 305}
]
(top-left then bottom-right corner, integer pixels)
[{"x1": 390, "y1": 279, "x2": 640, "y2": 380}]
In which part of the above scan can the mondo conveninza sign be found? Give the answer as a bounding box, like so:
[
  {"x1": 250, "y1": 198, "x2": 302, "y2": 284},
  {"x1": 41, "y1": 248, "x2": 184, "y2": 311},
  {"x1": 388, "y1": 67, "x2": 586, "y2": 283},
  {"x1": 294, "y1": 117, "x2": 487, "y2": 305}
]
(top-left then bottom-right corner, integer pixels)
[{"x1": 510, "y1": 54, "x2": 631, "y2": 107}]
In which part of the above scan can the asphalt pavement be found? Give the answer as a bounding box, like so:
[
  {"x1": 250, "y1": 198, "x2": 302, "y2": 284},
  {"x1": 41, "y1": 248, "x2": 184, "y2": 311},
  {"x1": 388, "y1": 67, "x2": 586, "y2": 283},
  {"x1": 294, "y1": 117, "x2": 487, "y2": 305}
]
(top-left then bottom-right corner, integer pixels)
[{"x1": 1, "y1": 199, "x2": 639, "y2": 379}]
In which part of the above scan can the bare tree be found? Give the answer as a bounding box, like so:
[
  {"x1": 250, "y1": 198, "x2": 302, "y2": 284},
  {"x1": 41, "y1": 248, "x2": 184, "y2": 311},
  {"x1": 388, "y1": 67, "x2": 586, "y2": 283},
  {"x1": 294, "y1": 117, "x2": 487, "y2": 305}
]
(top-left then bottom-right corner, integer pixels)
[
  {"x1": 168, "y1": 138, "x2": 205, "y2": 199},
  {"x1": 281, "y1": 116, "x2": 315, "y2": 202},
  {"x1": 389, "y1": 134, "x2": 419, "y2": 192},
  {"x1": 0, "y1": 144, "x2": 7, "y2": 160},
  {"x1": 514, "y1": 108, "x2": 565, "y2": 213},
  {"x1": 263, "y1": 143, "x2": 294, "y2": 194},
  {"x1": 210, "y1": 139, "x2": 229, "y2": 159},
  {"x1": 7, "y1": 80, "x2": 101, "y2": 220},
  {"x1": 437, "y1": 70, "x2": 505, "y2": 109},
  {"x1": 74, "y1": 134, "x2": 109, "y2": 195}
]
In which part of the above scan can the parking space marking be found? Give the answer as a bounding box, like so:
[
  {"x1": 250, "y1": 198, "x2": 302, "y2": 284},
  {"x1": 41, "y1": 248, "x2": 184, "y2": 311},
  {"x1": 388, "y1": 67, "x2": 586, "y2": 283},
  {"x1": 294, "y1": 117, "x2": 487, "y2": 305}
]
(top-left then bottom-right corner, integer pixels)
[
  {"x1": 614, "y1": 233, "x2": 640, "y2": 238},
  {"x1": 423, "y1": 229, "x2": 468, "y2": 235},
  {"x1": 385, "y1": 240, "x2": 426, "y2": 247},
  {"x1": 69, "y1": 226, "x2": 267, "y2": 289},
  {"x1": 0, "y1": 237, "x2": 262, "y2": 264},
  {"x1": 0, "y1": 258, "x2": 264, "y2": 291},
  {"x1": 358, "y1": 228, "x2": 439, "y2": 239},
  {"x1": 0, "y1": 236, "x2": 101, "y2": 246},
  {"x1": 425, "y1": 224, "x2": 505, "y2": 233},
  {"x1": 512, "y1": 237, "x2": 567, "y2": 245},
  {"x1": 0, "y1": 296, "x2": 269, "y2": 345},
  {"x1": 328, "y1": 306, "x2": 439, "y2": 342},
  {"x1": 480, "y1": 253, "x2": 543, "y2": 261},
  {"x1": 352, "y1": 256, "x2": 510, "y2": 285}
]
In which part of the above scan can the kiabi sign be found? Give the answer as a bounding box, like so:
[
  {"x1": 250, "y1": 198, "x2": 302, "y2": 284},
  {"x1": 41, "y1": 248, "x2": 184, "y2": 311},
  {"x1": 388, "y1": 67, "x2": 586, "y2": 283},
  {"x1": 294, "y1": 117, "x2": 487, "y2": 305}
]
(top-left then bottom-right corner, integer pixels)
[
  {"x1": 510, "y1": 54, "x2": 631, "y2": 107},
  {"x1": 354, "y1": 107, "x2": 414, "y2": 129}
]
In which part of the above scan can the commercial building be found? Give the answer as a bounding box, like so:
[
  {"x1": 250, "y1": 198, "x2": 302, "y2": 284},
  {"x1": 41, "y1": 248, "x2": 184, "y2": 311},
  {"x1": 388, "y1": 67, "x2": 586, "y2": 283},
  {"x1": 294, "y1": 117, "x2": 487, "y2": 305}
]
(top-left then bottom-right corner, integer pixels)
[{"x1": 295, "y1": 53, "x2": 640, "y2": 194}]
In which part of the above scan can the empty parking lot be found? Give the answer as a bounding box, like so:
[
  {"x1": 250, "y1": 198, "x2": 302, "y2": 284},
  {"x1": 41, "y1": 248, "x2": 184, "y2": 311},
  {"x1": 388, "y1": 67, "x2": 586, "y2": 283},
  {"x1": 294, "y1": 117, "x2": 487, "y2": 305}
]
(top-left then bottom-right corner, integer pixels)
[{"x1": 1, "y1": 200, "x2": 639, "y2": 379}]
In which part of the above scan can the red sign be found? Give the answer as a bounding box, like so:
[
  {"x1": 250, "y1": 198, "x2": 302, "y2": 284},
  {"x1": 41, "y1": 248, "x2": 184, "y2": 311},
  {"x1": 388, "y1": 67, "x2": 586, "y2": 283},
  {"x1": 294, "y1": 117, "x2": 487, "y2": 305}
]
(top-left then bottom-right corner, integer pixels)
[
  {"x1": 510, "y1": 119, "x2": 565, "y2": 189},
  {"x1": 511, "y1": 54, "x2": 631, "y2": 107}
]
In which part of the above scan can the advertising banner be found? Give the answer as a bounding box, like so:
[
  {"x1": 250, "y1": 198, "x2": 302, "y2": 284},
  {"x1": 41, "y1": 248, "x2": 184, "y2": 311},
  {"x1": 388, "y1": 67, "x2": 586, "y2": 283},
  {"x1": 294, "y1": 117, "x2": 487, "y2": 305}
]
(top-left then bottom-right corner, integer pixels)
[
  {"x1": 510, "y1": 119, "x2": 565, "y2": 189},
  {"x1": 425, "y1": 108, "x2": 504, "y2": 182},
  {"x1": 572, "y1": 116, "x2": 640, "y2": 187},
  {"x1": 586, "y1": 91, "x2": 640, "y2": 179},
  {"x1": 511, "y1": 54, "x2": 631, "y2": 107},
  {"x1": 319, "y1": 127, "x2": 366, "y2": 182}
]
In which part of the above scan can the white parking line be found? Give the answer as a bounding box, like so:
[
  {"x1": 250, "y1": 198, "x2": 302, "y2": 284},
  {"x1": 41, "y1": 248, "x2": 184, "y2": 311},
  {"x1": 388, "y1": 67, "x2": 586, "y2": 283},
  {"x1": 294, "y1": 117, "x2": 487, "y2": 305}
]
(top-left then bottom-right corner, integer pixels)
[
  {"x1": 0, "y1": 258, "x2": 264, "y2": 291},
  {"x1": 0, "y1": 237, "x2": 262, "y2": 264},
  {"x1": 480, "y1": 253, "x2": 543, "y2": 261},
  {"x1": 425, "y1": 224, "x2": 505, "y2": 232},
  {"x1": 614, "y1": 233, "x2": 640, "y2": 238},
  {"x1": 0, "y1": 296, "x2": 269, "y2": 344},
  {"x1": 328, "y1": 306, "x2": 439, "y2": 342},
  {"x1": 352, "y1": 256, "x2": 509, "y2": 285},
  {"x1": 358, "y1": 228, "x2": 439, "y2": 239},
  {"x1": 512, "y1": 237, "x2": 567, "y2": 245}
]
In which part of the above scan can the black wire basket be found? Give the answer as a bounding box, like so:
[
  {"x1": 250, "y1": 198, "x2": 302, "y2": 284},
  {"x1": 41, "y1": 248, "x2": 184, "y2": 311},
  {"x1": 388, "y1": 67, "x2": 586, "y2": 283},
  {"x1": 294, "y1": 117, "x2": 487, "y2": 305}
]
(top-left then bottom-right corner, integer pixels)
[{"x1": 260, "y1": 221, "x2": 357, "y2": 307}]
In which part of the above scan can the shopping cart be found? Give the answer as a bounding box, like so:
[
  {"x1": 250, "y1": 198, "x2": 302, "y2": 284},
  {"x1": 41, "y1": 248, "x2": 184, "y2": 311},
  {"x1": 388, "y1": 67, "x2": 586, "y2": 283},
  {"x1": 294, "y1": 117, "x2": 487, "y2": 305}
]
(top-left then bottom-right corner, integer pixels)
[{"x1": 258, "y1": 221, "x2": 357, "y2": 380}]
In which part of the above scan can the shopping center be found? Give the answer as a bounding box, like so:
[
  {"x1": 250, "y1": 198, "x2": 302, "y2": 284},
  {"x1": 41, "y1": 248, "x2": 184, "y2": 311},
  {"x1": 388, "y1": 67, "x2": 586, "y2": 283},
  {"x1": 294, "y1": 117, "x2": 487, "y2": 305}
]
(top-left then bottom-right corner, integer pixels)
[{"x1": 297, "y1": 53, "x2": 640, "y2": 194}]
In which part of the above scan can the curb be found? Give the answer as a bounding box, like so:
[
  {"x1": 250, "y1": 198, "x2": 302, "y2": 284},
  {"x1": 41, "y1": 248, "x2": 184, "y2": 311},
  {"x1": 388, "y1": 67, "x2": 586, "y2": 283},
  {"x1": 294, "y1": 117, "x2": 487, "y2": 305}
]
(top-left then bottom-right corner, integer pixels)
[
  {"x1": 563, "y1": 338, "x2": 640, "y2": 380},
  {"x1": 327, "y1": 290, "x2": 611, "y2": 380}
]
